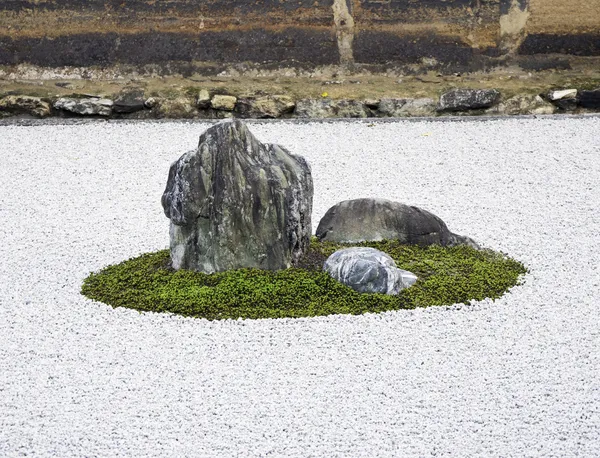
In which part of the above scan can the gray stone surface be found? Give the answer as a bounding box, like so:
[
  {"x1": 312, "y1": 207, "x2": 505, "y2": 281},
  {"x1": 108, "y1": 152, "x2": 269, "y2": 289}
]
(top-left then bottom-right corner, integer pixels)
[
  {"x1": 196, "y1": 89, "x2": 211, "y2": 109},
  {"x1": 295, "y1": 99, "x2": 369, "y2": 118},
  {"x1": 547, "y1": 89, "x2": 578, "y2": 111},
  {"x1": 324, "y1": 247, "x2": 417, "y2": 295},
  {"x1": 113, "y1": 88, "x2": 146, "y2": 114},
  {"x1": 378, "y1": 98, "x2": 436, "y2": 117},
  {"x1": 0, "y1": 95, "x2": 50, "y2": 117},
  {"x1": 437, "y1": 89, "x2": 501, "y2": 112},
  {"x1": 156, "y1": 97, "x2": 197, "y2": 118},
  {"x1": 162, "y1": 119, "x2": 313, "y2": 272},
  {"x1": 486, "y1": 95, "x2": 555, "y2": 116},
  {"x1": 235, "y1": 95, "x2": 295, "y2": 118},
  {"x1": 548, "y1": 89, "x2": 577, "y2": 101},
  {"x1": 54, "y1": 97, "x2": 113, "y2": 116},
  {"x1": 144, "y1": 97, "x2": 157, "y2": 108},
  {"x1": 334, "y1": 100, "x2": 370, "y2": 118},
  {"x1": 211, "y1": 95, "x2": 237, "y2": 111},
  {"x1": 316, "y1": 198, "x2": 479, "y2": 248}
]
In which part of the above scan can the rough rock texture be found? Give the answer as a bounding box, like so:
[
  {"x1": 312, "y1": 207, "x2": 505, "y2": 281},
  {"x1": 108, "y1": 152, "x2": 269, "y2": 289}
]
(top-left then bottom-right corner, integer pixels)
[
  {"x1": 548, "y1": 89, "x2": 577, "y2": 101},
  {"x1": 316, "y1": 198, "x2": 479, "y2": 248},
  {"x1": 437, "y1": 89, "x2": 501, "y2": 112},
  {"x1": 295, "y1": 99, "x2": 334, "y2": 118},
  {"x1": 364, "y1": 99, "x2": 380, "y2": 109},
  {"x1": 334, "y1": 100, "x2": 370, "y2": 118},
  {"x1": 196, "y1": 89, "x2": 211, "y2": 109},
  {"x1": 54, "y1": 97, "x2": 113, "y2": 116},
  {"x1": 378, "y1": 98, "x2": 436, "y2": 117},
  {"x1": 144, "y1": 97, "x2": 157, "y2": 108},
  {"x1": 295, "y1": 99, "x2": 369, "y2": 118},
  {"x1": 113, "y1": 88, "x2": 146, "y2": 114},
  {"x1": 162, "y1": 119, "x2": 313, "y2": 273},
  {"x1": 579, "y1": 89, "x2": 600, "y2": 109},
  {"x1": 0, "y1": 95, "x2": 50, "y2": 117},
  {"x1": 487, "y1": 95, "x2": 555, "y2": 115},
  {"x1": 235, "y1": 95, "x2": 295, "y2": 118},
  {"x1": 156, "y1": 97, "x2": 197, "y2": 118},
  {"x1": 323, "y1": 247, "x2": 417, "y2": 295},
  {"x1": 211, "y1": 95, "x2": 237, "y2": 111},
  {"x1": 547, "y1": 89, "x2": 578, "y2": 111}
]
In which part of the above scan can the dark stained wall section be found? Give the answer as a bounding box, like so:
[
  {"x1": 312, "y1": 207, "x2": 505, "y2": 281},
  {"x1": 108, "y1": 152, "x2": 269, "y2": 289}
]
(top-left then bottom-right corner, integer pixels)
[
  {"x1": 0, "y1": 30, "x2": 339, "y2": 67},
  {"x1": 0, "y1": 0, "x2": 599, "y2": 70},
  {"x1": 353, "y1": 31, "x2": 475, "y2": 67},
  {"x1": 519, "y1": 34, "x2": 600, "y2": 56},
  {"x1": 0, "y1": 0, "x2": 331, "y2": 13}
]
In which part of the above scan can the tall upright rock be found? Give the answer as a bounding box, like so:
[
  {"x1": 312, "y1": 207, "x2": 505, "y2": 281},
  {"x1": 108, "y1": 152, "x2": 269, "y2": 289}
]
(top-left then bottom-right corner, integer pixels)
[{"x1": 162, "y1": 120, "x2": 313, "y2": 273}]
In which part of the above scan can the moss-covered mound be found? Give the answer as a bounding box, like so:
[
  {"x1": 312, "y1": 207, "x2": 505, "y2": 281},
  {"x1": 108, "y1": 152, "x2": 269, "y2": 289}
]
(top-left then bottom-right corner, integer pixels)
[{"x1": 81, "y1": 240, "x2": 527, "y2": 320}]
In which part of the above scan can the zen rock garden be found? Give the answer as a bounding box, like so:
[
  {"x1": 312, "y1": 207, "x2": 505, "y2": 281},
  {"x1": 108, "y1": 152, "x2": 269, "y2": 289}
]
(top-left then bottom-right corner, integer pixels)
[
  {"x1": 161, "y1": 120, "x2": 478, "y2": 295},
  {"x1": 82, "y1": 120, "x2": 527, "y2": 320}
]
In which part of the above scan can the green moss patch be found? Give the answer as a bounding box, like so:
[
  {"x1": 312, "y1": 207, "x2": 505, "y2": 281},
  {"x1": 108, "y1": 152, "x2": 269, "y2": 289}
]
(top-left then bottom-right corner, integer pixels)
[{"x1": 81, "y1": 240, "x2": 527, "y2": 320}]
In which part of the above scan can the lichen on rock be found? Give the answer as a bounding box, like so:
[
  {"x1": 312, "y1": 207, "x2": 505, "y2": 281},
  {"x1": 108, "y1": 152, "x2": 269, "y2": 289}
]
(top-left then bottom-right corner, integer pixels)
[{"x1": 162, "y1": 119, "x2": 313, "y2": 273}]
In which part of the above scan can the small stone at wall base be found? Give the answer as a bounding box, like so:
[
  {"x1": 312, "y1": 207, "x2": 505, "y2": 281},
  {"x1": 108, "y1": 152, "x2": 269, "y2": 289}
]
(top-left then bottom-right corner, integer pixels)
[
  {"x1": 295, "y1": 99, "x2": 369, "y2": 118},
  {"x1": 235, "y1": 95, "x2": 295, "y2": 118},
  {"x1": 548, "y1": 89, "x2": 577, "y2": 101},
  {"x1": 486, "y1": 95, "x2": 555, "y2": 115},
  {"x1": 156, "y1": 97, "x2": 197, "y2": 118},
  {"x1": 364, "y1": 99, "x2": 380, "y2": 109},
  {"x1": 546, "y1": 89, "x2": 578, "y2": 110},
  {"x1": 437, "y1": 89, "x2": 501, "y2": 112},
  {"x1": 211, "y1": 94, "x2": 237, "y2": 111},
  {"x1": 0, "y1": 95, "x2": 50, "y2": 117},
  {"x1": 113, "y1": 88, "x2": 146, "y2": 113},
  {"x1": 144, "y1": 97, "x2": 157, "y2": 108},
  {"x1": 378, "y1": 98, "x2": 436, "y2": 117},
  {"x1": 196, "y1": 89, "x2": 211, "y2": 108},
  {"x1": 335, "y1": 100, "x2": 370, "y2": 118},
  {"x1": 324, "y1": 247, "x2": 417, "y2": 295},
  {"x1": 54, "y1": 97, "x2": 113, "y2": 116}
]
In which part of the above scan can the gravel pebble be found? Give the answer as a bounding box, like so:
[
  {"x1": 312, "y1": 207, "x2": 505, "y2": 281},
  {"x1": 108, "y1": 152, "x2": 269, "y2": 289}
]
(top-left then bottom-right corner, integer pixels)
[{"x1": 1, "y1": 118, "x2": 599, "y2": 457}]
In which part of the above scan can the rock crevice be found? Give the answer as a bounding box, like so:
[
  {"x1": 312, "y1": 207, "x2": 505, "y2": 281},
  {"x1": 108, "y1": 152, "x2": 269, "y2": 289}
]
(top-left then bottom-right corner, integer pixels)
[{"x1": 162, "y1": 119, "x2": 313, "y2": 273}]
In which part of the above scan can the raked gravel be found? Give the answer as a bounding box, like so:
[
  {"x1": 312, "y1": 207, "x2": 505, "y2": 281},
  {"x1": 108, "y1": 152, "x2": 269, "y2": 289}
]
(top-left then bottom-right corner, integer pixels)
[{"x1": 1, "y1": 117, "x2": 599, "y2": 457}]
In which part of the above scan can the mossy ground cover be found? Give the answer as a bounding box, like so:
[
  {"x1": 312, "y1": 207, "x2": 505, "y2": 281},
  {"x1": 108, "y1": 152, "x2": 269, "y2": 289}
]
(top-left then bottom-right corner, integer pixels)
[{"x1": 81, "y1": 240, "x2": 527, "y2": 320}]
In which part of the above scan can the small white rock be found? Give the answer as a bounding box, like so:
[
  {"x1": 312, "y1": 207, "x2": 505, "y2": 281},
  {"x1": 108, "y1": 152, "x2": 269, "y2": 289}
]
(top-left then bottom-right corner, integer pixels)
[
  {"x1": 144, "y1": 97, "x2": 157, "y2": 108},
  {"x1": 549, "y1": 89, "x2": 577, "y2": 100}
]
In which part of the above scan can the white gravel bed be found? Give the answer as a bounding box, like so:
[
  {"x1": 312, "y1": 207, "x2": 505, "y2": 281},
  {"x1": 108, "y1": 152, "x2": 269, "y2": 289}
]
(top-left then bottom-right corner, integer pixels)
[{"x1": 1, "y1": 117, "x2": 599, "y2": 457}]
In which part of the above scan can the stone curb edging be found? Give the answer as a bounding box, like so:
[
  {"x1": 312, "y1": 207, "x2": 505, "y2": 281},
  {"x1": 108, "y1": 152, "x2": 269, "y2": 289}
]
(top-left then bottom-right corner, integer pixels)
[{"x1": 0, "y1": 87, "x2": 599, "y2": 120}]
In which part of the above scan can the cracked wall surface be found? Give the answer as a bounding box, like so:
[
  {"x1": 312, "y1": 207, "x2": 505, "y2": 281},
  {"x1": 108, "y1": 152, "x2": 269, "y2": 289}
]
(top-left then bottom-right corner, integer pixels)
[{"x1": 0, "y1": 0, "x2": 598, "y2": 71}]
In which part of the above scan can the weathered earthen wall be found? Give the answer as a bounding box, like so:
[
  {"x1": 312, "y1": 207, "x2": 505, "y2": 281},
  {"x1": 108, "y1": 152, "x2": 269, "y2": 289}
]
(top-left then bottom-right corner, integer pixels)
[{"x1": 0, "y1": 0, "x2": 598, "y2": 72}]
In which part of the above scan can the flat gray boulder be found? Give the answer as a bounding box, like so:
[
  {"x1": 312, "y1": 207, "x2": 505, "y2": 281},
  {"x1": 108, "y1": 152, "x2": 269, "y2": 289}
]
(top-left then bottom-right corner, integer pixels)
[
  {"x1": 316, "y1": 198, "x2": 478, "y2": 248},
  {"x1": 113, "y1": 88, "x2": 145, "y2": 113},
  {"x1": 0, "y1": 95, "x2": 50, "y2": 118},
  {"x1": 437, "y1": 89, "x2": 500, "y2": 112},
  {"x1": 378, "y1": 98, "x2": 436, "y2": 117},
  {"x1": 295, "y1": 99, "x2": 369, "y2": 118},
  {"x1": 162, "y1": 119, "x2": 313, "y2": 273},
  {"x1": 54, "y1": 97, "x2": 113, "y2": 116},
  {"x1": 324, "y1": 247, "x2": 417, "y2": 295},
  {"x1": 235, "y1": 95, "x2": 295, "y2": 118}
]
